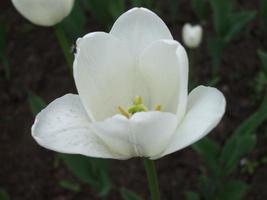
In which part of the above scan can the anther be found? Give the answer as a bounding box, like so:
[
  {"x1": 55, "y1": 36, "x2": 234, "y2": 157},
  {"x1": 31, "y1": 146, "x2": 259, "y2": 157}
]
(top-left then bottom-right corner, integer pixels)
[
  {"x1": 155, "y1": 104, "x2": 162, "y2": 111},
  {"x1": 118, "y1": 106, "x2": 130, "y2": 118}
]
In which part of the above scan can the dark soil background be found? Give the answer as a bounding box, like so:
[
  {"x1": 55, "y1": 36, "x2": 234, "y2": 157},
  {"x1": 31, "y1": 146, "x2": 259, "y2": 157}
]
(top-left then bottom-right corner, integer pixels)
[{"x1": 1, "y1": 1, "x2": 267, "y2": 200}]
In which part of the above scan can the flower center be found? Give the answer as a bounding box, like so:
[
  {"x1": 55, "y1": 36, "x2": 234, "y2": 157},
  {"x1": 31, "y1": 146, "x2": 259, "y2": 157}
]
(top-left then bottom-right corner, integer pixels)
[{"x1": 118, "y1": 96, "x2": 161, "y2": 118}]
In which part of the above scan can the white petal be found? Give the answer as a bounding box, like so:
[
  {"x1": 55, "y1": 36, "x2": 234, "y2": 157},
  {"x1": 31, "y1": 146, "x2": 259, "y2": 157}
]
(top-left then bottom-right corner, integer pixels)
[
  {"x1": 91, "y1": 115, "x2": 136, "y2": 158},
  {"x1": 139, "y1": 39, "x2": 189, "y2": 122},
  {"x1": 92, "y1": 111, "x2": 178, "y2": 159},
  {"x1": 182, "y1": 23, "x2": 203, "y2": 49},
  {"x1": 110, "y1": 7, "x2": 173, "y2": 55},
  {"x1": 74, "y1": 32, "x2": 140, "y2": 121},
  {"x1": 11, "y1": 0, "x2": 74, "y2": 26},
  {"x1": 32, "y1": 94, "x2": 126, "y2": 159},
  {"x1": 131, "y1": 111, "x2": 178, "y2": 158},
  {"x1": 159, "y1": 86, "x2": 226, "y2": 158}
]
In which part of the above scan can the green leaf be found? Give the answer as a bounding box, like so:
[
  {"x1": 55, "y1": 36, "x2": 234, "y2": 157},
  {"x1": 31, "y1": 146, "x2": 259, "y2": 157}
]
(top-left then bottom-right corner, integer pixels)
[
  {"x1": 28, "y1": 92, "x2": 46, "y2": 116},
  {"x1": 191, "y1": 0, "x2": 210, "y2": 21},
  {"x1": 170, "y1": 0, "x2": 180, "y2": 20},
  {"x1": 59, "y1": 180, "x2": 81, "y2": 192},
  {"x1": 222, "y1": 134, "x2": 256, "y2": 175},
  {"x1": 131, "y1": 0, "x2": 154, "y2": 8},
  {"x1": 198, "y1": 175, "x2": 215, "y2": 199},
  {"x1": 260, "y1": 0, "x2": 267, "y2": 24},
  {"x1": 231, "y1": 94, "x2": 267, "y2": 137},
  {"x1": 220, "y1": 94, "x2": 267, "y2": 175},
  {"x1": 193, "y1": 137, "x2": 220, "y2": 158},
  {"x1": 185, "y1": 191, "x2": 200, "y2": 200},
  {"x1": 131, "y1": 0, "x2": 143, "y2": 7},
  {"x1": 209, "y1": 0, "x2": 233, "y2": 36},
  {"x1": 109, "y1": 0, "x2": 125, "y2": 20},
  {"x1": 208, "y1": 37, "x2": 226, "y2": 70},
  {"x1": 58, "y1": 154, "x2": 111, "y2": 196},
  {"x1": 224, "y1": 11, "x2": 255, "y2": 43},
  {"x1": 0, "y1": 21, "x2": 10, "y2": 80},
  {"x1": 258, "y1": 50, "x2": 267, "y2": 76},
  {"x1": 120, "y1": 188, "x2": 143, "y2": 200},
  {"x1": 193, "y1": 138, "x2": 221, "y2": 176},
  {"x1": 82, "y1": 0, "x2": 114, "y2": 29},
  {"x1": 218, "y1": 180, "x2": 248, "y2": 200},
  {"x1": 0, "y1": 189, "x2": 9, "y2": 200},
  {"x1": 54, "y1": 24, "x2": 74, "y2": 70},
  {"x1": 61, "y1": 1, "x2": 86, "y2": 39}
]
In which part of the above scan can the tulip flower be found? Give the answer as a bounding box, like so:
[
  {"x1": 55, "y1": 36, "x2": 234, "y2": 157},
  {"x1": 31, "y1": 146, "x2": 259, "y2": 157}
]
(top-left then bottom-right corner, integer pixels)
[
  {"x1": 11, "y1": 0, "x2": 74, "y2": 26},
  {"x1": 182, "y1": 23, "x2": 203, "y2": 49},
  {"x1": 32, "y1": 8, "x2": 225, "y2": 160}
]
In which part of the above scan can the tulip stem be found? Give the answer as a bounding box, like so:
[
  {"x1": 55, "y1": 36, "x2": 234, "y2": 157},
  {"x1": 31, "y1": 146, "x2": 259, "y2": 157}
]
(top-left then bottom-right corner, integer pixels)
[
  {"x1": 188, "y1": 49, "x2": 195, "y2": 90},
  {"x1": 143, "y1": 158, "x2": 161, "y2": 200},
  {"x1": 54, "y1": 24, "x2": 73, "y2": 71}
]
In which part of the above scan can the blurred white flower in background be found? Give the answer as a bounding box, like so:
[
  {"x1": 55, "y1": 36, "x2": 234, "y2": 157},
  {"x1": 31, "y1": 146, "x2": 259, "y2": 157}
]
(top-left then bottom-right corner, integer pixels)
[
  {"x1": 11, "y1": 0, "x2": 74, "y2": 26},
  {"x1": 182, "y1": 23, "x2": 203, "y2": 49},
  {"x1": 31, "y1": 8, "x2": 226, "y2": 160}
]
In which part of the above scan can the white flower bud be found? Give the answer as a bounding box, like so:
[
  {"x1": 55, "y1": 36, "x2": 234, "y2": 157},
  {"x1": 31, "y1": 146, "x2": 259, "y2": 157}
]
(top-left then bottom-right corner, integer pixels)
[
  {"x1": 11, "y1": 0, "x2": 75, "y2": 27},
  {"x1": 182, "y1": 23, "x2": 203, "y2": 49}
]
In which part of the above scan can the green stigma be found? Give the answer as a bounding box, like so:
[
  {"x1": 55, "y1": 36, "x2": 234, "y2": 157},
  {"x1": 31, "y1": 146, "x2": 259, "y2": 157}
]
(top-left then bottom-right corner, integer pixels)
[{"x1": 117, "y1": 96, "x2": 162, "y2": 118}]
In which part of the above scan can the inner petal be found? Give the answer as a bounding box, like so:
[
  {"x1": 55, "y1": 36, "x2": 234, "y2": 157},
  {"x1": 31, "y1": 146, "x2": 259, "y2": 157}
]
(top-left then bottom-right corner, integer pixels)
[
  {"x1": 74, "y1": 32, "x2": 147, "y2": 121},
  {"x1": 139, "y1": 39, "x2": 189, "y2": 122}
]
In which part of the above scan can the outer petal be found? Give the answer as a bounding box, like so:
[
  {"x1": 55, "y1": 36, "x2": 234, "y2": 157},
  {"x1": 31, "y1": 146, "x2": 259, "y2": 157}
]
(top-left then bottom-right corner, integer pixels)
[
  {"x1": 139, "y1": 40, "x2": 188, "y2": 123},
  {"x1": 74, "y1": 32, "x2": 141, "y2": 121},
  {"x1": 92, "y1": 111, "x2": 178, "y2": 159},
  {"x1": 32, "y1": 94, "x2": 126, "y2": 159},
  {"x1": 11, "y1": 0, "x2": 74, "y2": 26},
  {"x1": 158, "y1": 86, "x2": 226, "y2": 158},
  {"x1": 110, "y1": 7, "x2": 173, "y2": 55}
]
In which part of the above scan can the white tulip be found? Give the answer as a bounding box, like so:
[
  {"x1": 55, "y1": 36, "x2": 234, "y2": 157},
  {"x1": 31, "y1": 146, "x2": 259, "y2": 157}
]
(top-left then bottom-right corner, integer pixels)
[
  {"x1": 182, "y1": 23, "x2": 203, "y2": 49},
  {"x1": 11, "y1": 0, "x2": 74, "y2": 26},
  {"x1": 32, "y1": 8, "x2": 226, "y2": 160}
]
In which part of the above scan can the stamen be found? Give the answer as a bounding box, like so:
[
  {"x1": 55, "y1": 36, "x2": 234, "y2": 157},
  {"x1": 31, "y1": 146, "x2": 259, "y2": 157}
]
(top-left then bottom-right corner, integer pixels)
[
  {"x1": 133, "y1": 96, "x2": 143, "y2": 105},
  {"x1": 155, "y1": 104, "x2": 162, "y2": 111},
  {"x1": 118, "y1": 106, "x2": 130, "y2": 118},
  {"x1": 117, "y1": 96, "x2": 161, "y2": 118}
]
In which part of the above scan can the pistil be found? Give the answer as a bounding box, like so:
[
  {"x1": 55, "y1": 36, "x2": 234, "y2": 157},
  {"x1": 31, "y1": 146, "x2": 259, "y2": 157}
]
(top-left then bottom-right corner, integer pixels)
[{"x1": 118, "y1": 96, "x2": 162, "y2": 118}]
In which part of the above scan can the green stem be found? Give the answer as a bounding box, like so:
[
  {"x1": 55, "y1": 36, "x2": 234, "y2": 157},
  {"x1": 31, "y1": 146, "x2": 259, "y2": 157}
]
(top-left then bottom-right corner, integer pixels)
[
  {"x1": 143, "y1": 158, "x2": 160, "y2": 200},
  {"x1": 54, "y1": 24, "x2": 73, "y2": 71},
  {"x1": 1, "y1": 56, "x2": 10, "y2": 80},
  {"x1": 188, "y1": 49, "x2": 195, "y2": 90},
  {"x1": 188, "y1": 49, "x2": 194, "y2": 78}
]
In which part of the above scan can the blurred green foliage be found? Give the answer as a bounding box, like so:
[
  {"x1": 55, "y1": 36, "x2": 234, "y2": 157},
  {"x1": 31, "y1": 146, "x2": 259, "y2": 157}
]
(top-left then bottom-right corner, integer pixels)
[
  {"x1": 59, "y1": 179, "x2": 81, "y2": 192},
  {"x1": 208, "y1": 0, "x2": 255, "y2": 75},
  {"x1": 58, "y1": 154, "x2": 111, "y2": 197},
  {"x1": 28, "y1": 92, "x2": 46, "y2": 116},
  {"x1": 0, "y1": 21, "x2": 10, "y2": 80},
  {"x1": 0, "y1": 189, "x2": 9, "y2": 200},
  {"x1": 258, "y1": 50, "x2": 267, "y2": 76},
  {"x1": 54, "y1": 1, "x2": 87, "y2": 70},
  {"x1": 189, "y1": 93, "x2": 267, "y2": 200},
  {"x1": 185, "y1": 191, "x2": 200, "y2": 200},
  {"x1": 260, "y1": 0, "x2": 267, "y2": 25},
  {"x1": 191, "y1": 0, "x2": 210, "y2": 22},
  {"x1": 253, "y1": 50, "x2": 267, "y2": 99},
  {"x1": 61, "y1": 1, "x2": 87, "y2": 39},
  {"x1": 82, "y1": 0, "x2": 125, "y2": 30},
  {"x1": 120, "y1": 188, "x2": 144, "y2": 200},
  {"x1": 240, "y1": 159, "x2": 259, "y2": 175}
]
